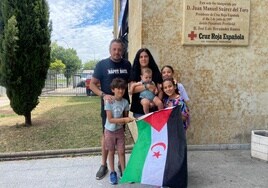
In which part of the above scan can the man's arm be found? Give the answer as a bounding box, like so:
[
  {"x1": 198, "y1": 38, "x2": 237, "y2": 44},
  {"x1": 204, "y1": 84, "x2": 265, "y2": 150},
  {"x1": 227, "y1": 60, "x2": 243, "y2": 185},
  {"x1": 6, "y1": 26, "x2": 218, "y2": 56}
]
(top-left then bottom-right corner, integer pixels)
[
  {"x1": 90, "y1": 77, "x2": 114, "y2": 102},
  {"x1": 90, "y1": 77, "x2": 102, "y2": 97}
]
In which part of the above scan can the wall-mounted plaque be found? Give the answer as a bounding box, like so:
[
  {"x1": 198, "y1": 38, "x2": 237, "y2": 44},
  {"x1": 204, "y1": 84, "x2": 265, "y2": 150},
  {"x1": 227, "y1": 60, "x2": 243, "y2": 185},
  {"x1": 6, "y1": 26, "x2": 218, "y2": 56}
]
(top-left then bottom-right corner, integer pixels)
[{"x1": 182, "y1": 0, "x2": 250, "y2": 45}]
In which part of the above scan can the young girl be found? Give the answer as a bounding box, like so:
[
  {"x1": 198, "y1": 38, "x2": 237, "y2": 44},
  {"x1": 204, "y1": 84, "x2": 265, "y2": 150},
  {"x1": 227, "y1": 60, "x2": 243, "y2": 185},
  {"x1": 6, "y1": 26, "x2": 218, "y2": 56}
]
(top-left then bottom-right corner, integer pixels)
[
  {"x1": 162, "y1": 78, "x2": 190, "y2": 130},
  {"x1": 161, "y1": 65, "x2": 190, "y2": 106}
]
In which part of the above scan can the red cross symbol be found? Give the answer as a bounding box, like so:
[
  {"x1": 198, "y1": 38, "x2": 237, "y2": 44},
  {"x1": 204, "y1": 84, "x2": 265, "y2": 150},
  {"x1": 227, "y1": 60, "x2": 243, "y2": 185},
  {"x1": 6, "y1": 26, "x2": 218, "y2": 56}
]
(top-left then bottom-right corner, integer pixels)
[{"x1": 188, "y1": 31, "x2": 197, "y2": 40}]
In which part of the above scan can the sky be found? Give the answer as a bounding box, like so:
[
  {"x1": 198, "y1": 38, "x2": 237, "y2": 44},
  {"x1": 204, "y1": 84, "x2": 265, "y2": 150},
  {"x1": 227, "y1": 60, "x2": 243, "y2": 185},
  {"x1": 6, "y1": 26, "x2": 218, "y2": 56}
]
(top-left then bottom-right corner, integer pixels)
[{"x1": 47, "y1": 0, "x2": 114, "y2": 63}]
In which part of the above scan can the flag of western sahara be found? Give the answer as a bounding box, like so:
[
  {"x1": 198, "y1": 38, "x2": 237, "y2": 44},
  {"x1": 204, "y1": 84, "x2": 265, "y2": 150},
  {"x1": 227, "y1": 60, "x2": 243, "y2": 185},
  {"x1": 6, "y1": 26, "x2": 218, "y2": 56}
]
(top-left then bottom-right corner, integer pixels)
[{"x1": 120, "y1": 106, "x2": 188, "y2": 187}]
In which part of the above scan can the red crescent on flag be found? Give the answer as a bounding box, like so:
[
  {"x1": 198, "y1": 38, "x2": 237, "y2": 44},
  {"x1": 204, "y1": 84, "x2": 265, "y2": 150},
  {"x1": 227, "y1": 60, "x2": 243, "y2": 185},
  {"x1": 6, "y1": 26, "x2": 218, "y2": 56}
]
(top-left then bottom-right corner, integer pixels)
[{"x1": 151, "y1": 142, "x2": 166, "y2": 151}]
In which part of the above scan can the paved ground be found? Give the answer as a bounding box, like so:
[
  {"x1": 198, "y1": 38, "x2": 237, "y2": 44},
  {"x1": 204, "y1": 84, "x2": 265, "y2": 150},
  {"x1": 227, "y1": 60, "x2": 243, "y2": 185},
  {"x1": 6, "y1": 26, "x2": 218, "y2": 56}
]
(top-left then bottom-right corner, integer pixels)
[
  {"x1": 1, "y1": 97, "x2": 267, "y2": 187},
  {"x1": 1, "y1": 150, "x2": 268, "y2": 188},
  {"x1": 0, "y1": 96, "x2": 9, "y2": 107}
]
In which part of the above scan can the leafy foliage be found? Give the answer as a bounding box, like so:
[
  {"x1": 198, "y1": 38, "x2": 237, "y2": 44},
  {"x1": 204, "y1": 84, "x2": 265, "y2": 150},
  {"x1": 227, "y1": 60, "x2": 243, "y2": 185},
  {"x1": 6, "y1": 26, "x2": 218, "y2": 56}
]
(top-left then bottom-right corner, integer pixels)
[
  {"x1": 50, "y1": 59, "x2": 66, "y2": 72},
  {"x1": 51, "y1": 42, "x2": 82, "y2": 81},
  {"x1": 0, "y1": 0, "x2": 51, "y2": 126},
  {"x1": 83, "y1": 59, "x2": 99, "y2": 70}
]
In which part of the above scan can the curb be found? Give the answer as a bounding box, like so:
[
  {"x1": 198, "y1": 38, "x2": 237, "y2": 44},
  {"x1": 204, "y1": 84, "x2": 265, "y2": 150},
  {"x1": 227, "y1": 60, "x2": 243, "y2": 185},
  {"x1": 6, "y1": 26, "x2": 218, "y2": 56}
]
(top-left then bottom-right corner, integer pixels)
[
  {"x1": 0, "y1": 144, "x2": 250, "y2": 161},
  {"x1": 188, "y1": 143, "x2": 250, "y2": 151},
  {"x1": 0, "y1": 145, "x2": 134, "y2": 161}
]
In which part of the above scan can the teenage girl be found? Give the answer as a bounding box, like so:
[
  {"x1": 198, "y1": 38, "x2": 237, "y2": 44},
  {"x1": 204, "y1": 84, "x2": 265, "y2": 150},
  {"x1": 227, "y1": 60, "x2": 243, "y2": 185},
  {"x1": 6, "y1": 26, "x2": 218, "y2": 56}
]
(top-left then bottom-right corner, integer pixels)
[{"x1": 162, "y1": 78, "x2": 190, "y2": 130}]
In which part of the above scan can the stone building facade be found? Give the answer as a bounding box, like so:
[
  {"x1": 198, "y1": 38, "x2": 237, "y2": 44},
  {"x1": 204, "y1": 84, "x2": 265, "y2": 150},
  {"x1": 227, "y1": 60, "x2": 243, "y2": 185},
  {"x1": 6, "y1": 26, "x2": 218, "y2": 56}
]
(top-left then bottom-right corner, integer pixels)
[{"x1": 116, "y1": 0, "x2": 268, "y2": 145}]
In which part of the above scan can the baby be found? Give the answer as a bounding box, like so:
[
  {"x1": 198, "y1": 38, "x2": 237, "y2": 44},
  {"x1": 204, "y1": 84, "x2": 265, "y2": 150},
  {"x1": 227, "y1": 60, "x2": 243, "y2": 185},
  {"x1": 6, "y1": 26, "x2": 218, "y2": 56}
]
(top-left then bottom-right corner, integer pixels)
[{"x1": 130, "y1": 67, "x2": 163, "y2": 114}]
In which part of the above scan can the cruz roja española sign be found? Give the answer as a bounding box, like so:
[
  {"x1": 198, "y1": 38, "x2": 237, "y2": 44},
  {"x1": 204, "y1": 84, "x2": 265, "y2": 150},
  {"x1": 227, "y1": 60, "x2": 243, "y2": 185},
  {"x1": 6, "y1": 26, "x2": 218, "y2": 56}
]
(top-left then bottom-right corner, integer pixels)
[{"x1": 182, "y1": 0, "x2": 250, "y2": 46}]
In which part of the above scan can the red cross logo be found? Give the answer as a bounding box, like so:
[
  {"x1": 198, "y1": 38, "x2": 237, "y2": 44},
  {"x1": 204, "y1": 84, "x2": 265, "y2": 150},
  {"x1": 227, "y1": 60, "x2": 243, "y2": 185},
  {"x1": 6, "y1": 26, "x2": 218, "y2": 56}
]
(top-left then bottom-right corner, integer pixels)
[{"x1": 188, "y1": 31, "x2": 197, "y2": 40}]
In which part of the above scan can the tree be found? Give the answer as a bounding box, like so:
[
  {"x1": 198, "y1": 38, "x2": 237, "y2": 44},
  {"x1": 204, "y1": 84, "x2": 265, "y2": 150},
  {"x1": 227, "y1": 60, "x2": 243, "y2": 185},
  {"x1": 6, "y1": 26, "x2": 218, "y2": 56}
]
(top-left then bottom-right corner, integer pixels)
[
  {"x1": 0, "y1": 0, "x2": 6, "y2": 85},
  {"x1": 0, "y1": 0, "x2": 51, "y2": 126},
  {"x1": 51, "y1": 42, "x2": 82, "y2": 85},
  {"x1": 0, "y1": 16, "x2": 18, "y2": 86},
  {"x1": 83, "y1": 59, "x2": 99, "y2": 70},
  {"x1": 50, "y1": 59, "x2": 66, "y2": 73}
]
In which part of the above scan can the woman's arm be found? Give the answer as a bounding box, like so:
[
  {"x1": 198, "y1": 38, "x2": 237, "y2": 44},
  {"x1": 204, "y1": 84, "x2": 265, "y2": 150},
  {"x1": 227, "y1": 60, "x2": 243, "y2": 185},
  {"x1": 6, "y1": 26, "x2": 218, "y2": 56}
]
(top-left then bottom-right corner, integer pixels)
[
  {"x1": 130, "y1": 81, "x2": 146, "y2": 94},
  {"x1": 130, "y1": 81, "x2": 142, "y2": 94}
]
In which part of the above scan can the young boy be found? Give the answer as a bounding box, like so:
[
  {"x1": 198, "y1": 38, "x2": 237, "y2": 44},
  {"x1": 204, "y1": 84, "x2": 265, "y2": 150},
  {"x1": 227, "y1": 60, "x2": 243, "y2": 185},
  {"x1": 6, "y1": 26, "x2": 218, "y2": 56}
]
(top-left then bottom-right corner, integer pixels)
[
  {"x1": 130, "y1": 67, "x2": 163, "y2": 114},
  {"x1": 104, "y1": 78, "x2": 135, "y2": 185}
]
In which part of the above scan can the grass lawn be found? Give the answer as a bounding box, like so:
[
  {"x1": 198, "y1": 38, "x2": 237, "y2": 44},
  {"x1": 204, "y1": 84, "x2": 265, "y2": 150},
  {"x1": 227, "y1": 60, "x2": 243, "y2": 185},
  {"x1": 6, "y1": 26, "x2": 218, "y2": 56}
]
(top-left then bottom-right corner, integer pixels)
[{"x1": 0, "y1": 96, "x2": 134, "y2": 153}]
